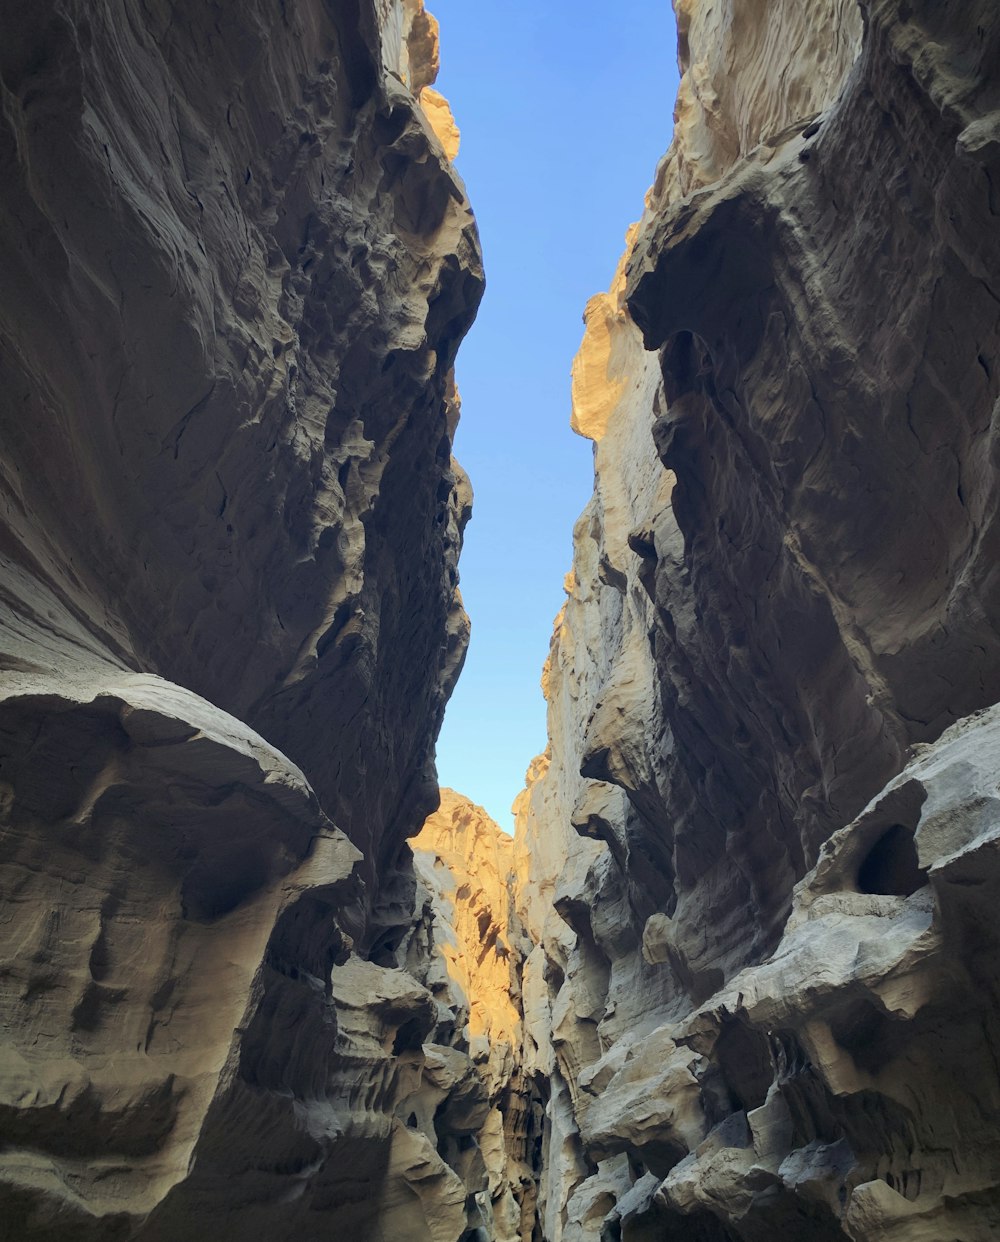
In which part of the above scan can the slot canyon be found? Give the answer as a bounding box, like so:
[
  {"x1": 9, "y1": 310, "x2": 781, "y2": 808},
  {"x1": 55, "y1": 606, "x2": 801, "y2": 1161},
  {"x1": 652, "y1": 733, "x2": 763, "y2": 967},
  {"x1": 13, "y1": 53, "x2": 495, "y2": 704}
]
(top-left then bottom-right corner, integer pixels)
[{"x1": 2, "y1": 0, "x2": 1000, "y2": 1239}]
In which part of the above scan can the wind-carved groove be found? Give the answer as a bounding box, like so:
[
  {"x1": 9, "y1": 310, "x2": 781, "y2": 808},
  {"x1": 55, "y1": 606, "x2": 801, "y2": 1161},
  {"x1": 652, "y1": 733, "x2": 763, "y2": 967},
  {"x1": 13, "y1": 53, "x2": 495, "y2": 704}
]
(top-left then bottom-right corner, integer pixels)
[{"x1": 0, "y1": 0, "x2": 485, "y2": 1236}]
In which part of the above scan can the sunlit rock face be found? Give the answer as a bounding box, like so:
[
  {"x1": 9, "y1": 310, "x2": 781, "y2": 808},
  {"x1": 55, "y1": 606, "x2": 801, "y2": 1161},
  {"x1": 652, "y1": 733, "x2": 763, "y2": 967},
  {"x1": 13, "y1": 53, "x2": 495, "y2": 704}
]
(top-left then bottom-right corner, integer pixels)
[
  {"x1": 409, "y1": 790, "x2": 544, "y2": 1242},
  {"x1": 518, "y1": 0, "x2": 1000, "y2": 1238},
  {"x1": 0, "y1": 0, "x2": 483, "y2": 1236}
]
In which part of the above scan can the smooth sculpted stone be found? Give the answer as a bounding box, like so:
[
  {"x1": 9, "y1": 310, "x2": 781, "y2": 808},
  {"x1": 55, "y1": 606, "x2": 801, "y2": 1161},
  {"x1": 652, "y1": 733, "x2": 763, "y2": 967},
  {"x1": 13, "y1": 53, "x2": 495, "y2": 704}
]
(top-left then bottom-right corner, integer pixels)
[
  {"x1": 0, "y1": 0, "x2": 484, "y2": 1237},
  {"x1": 6, "y1": 0, "x2": 1000, "y2": 1236},
  {"x1": 515, "y1": 0, "x2": 1000, "y2": 1238},
  {"x1": 0, "y1": 669, "x2": 360, "y2": 1236}
]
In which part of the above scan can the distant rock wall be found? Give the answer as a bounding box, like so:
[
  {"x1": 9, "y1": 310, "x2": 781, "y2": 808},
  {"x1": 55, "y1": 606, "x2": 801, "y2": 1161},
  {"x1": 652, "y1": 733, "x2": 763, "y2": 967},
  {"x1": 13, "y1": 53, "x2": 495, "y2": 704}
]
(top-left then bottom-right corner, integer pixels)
[
  {"x1": 517, "y1": 0, "x2": 1000, "y2": 1238},
  {"x1": 409, "y1": 789, "x2": 543, "y2": 1242},
  {"x1": 0, "y1": 1, "x2": 485, "y2": 1237}
]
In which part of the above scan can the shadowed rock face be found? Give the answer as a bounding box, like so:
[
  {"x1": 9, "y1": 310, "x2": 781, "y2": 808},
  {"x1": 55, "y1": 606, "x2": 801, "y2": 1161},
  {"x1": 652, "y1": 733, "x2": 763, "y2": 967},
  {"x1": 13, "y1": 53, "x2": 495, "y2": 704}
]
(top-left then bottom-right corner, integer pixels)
[
  {"x1": 515, "y1": 0, "x2": 1000, "y2": 1238},
  {"x1": 0, "y1": 0, "x2": 480, "y2": 903},
  {"x1": 627, "y1": 0, "x2": 1000, "y2": 967},
  {"x1": 0, "y1": 0, "x2": 483, "y2": 1236}
]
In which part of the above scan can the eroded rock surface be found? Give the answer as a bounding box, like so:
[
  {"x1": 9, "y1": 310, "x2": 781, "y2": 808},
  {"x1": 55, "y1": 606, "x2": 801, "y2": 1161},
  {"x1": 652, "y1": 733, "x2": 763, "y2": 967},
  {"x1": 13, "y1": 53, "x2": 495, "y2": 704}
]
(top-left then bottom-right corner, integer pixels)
[
  {"x1": 517, "y1": 0, "x2": 1000, "y2": 1238},
  {"x1": 6, "y1": 0, "x2": 1000, "y2": 1237},
  {"x1": 409, "y1": 789, "x2": 543, "y2": 1242},
  {"x1": 0, "y1": 0, "x2": 484, "y2": 1236}
]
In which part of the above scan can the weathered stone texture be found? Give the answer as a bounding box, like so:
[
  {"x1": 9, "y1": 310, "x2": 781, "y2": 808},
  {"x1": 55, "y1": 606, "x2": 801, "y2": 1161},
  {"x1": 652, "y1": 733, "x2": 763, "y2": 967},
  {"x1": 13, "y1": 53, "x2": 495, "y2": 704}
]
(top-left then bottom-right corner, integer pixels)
[
  {"x1": 410, "y1": 789, "x2": 543, "y2": 1242},
  {"x1": 0, "y1": 0, "x2": 483, "y2": 1236},
  {"x1": 518, "y1": 1, "x2": 1000, "y2": 1238},
  {"x1": 6, "y1": 0, "x2": 1000, "y2": 1237}
]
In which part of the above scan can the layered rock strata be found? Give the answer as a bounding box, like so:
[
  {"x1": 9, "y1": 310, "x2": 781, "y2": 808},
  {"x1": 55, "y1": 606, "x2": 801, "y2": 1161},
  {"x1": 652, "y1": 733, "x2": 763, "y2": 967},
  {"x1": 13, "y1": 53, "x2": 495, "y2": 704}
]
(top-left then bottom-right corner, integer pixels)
[
  {"x1": 0, "y1": 0, "x2": 486, "y2": 1237},
  {"x1": 517, "y1": 0, "x2": 1000, "y2": 1238}
]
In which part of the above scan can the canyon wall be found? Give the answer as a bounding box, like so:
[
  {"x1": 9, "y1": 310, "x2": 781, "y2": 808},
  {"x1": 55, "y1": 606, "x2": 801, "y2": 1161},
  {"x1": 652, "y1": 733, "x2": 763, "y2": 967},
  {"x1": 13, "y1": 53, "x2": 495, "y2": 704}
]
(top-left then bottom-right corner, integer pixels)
[
  {"x1": 409, "y1": 789, "x2": 542, "y2": 1242},
  {"x1": 5, "y1": 0, "x2": 1000, "y2": 1239},
  {"x1": 0, "y1": 1, "x2": 489, "y2": 1237},
  {"x1": 517, "y1": 0, "x2": 1000, "y2": 1239}
]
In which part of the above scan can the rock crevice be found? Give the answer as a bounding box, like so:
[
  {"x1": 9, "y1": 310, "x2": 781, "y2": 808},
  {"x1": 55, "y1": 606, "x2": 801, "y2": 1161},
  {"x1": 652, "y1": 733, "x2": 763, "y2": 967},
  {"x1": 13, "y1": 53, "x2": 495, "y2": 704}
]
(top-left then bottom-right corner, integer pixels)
[{"x1": 4, "y1": 0, "x2": 1000, "y2": 1239}]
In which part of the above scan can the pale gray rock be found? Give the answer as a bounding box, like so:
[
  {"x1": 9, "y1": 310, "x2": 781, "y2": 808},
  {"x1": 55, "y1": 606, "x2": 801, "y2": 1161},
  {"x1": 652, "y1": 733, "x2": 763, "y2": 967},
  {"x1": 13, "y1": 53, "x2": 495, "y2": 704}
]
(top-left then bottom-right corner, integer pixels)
[
  {"x1": 514, "y1": 0, "x2": 1000, "y2": 1238},
  {"x1": 0, "y1": 0, "x2": 483, "y2": 1236}
]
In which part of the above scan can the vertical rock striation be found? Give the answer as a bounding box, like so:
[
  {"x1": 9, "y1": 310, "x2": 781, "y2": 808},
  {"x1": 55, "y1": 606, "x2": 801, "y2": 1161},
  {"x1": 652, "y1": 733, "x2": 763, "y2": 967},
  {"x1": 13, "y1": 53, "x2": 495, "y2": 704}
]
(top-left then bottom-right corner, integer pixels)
[
  {"x1": 0, "y1": 0, "x2": 486, "y2": 1236},
  {"x1": 518, "y1": 1, "x2": 1000, "y2": 1238}
]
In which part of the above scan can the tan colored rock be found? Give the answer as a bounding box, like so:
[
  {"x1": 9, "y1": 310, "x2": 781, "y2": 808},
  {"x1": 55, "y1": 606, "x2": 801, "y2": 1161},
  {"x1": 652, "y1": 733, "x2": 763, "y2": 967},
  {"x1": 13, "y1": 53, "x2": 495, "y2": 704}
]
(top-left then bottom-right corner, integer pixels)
[
  {"x1": 569, "y1": 230, "x2": 640, "y2": 441},
  {"x1": 410, "y1": 790, "x2": 541, "y2": 1242},
  {"x1": 413, "y1": 791, "x2": 521, "y2": 1053},
  {"x1": 379, "y1": 0, "x2": 442, "y2": 95},
  {"x1": 420, "y1": 86, "x2": 462, "y2": 161},
  {"x1": 661, "y1": 0, "x2": 862, "y2": 200},
  {"x1": 379, "y1": 0, "x2": 461, "y2": 161}
]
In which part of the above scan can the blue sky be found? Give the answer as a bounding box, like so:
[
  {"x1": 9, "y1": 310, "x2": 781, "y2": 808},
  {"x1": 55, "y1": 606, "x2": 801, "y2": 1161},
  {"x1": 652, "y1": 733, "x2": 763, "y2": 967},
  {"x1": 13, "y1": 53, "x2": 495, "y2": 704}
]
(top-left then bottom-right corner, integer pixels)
[{"x1": 431, "y1": 0, "x2": 679, "y2": 832}]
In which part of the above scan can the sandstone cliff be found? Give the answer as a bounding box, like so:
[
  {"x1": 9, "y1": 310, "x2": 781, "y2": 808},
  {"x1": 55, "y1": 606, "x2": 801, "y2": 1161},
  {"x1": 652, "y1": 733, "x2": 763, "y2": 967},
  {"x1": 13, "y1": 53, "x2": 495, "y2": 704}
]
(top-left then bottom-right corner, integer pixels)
[
  {"x1": 516, "y1": 0, "x2": 1000, "y2": 1238},
  {"x1": 0, "y1": 1, "x2": 485, "y2": 1237}
]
